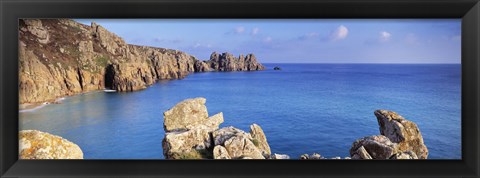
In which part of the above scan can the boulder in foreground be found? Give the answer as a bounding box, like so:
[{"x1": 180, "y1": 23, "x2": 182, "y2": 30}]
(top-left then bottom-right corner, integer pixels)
[
  {"x1": 162, "y1": 97, "x2": 281, "y2": 159},
  {"x1": 19, "y1": 130, "x2": 83, "y2": 159}
]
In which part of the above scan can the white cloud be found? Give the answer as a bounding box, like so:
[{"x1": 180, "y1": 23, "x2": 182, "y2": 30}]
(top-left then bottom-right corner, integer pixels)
[
  {"x1": 251, "y1": 27, "x2": 260, "y2": 35},
  {"x1": 234, "y1": 26, "x2": 245, "y2": 34},
  {"x1": 330, "y1": 25, "x2": 349, "y2": 41},
  {"x1": 379, "y1": 31, "x2": 392, "y2": 42}
]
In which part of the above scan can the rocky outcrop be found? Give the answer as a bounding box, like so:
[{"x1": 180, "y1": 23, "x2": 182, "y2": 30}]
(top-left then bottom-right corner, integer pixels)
[
  {"x1": 271, "y1": 153, "x2": 290, "y2": 159},
  {"x1": 207, "y1": 52, "x2": 265, "y2": 71},
  {"x1": 162, "y1": 98, "x2": 222, "y2": 159},
  {"x1": 19, "y1": 130, "x2": 83, "y2": 159},
  {"x1": 249, "y1": 124, "x2": 271, "y2": 157},
  {"x1": 298, "y1": 110, "x2": 427, "y2": 160},
  {"x1": 19, "y1": 19, "x2": 264, "y2": 104},
  {"x1": 350, "y1": 135, "x2": 398, "y2": 159},
  {"x1": 374, "y1": 110, "x2": 428, "y2": 159},
  {"x1": 349, "y1": 110, "x2": 428, "y2": 159},
  {"x1": 162, "y1": 98, "x2": 278, "y2": 159}
]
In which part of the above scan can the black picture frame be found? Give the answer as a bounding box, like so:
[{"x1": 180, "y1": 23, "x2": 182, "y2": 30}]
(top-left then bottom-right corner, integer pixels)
[{"x1": 1, "y1": 0, "x2": 479, "y2": 177}]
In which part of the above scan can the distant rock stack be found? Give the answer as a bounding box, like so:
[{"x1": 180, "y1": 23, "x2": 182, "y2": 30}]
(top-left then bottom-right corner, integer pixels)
[
  {"x1": 19, "y1": 130, "x2": 83, "y2": 159},
  {"x1": 207, "y1": 52, "x2": 266, "y2": 72},
  {"x1": 162, "y1": 98, "x2": 281, "y2": 159}
]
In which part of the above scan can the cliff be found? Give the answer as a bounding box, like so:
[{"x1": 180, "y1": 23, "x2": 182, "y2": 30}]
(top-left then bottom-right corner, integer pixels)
[{"x1": 19, "y1": 19, "x2": 265, "y2": 104}]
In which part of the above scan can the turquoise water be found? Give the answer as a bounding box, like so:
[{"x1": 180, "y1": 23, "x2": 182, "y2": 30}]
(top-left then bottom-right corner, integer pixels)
[{"x1": 19, "y1": 64, "x2": 461, "y2": 159}]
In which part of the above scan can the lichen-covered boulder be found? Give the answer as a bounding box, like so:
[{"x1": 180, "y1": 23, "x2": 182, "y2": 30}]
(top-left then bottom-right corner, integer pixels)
[
  {"x1": 249, "y1": 124, "x2": 271, "y2": 157},
  {"x1": 213, "y1": 145, "x2": 231, "y2": 159},
  {"x1": 163, "y1": 98, "x2": 211, "y2": 132},
  {"x1": 351, "y1": 146, "x2": 373, "y2": 159},
  {"x1": 374, "y1": 110, "x2": 428, "y2": 159},
  {"x1": 162, "y1": 98, "x2": 225, "y2": 159},
  {"x1": 212, "y1": 126, "x2": 248, "y2": 146},
  {"x1": 223, "y1": 134, "x2": 265, "y2": 159},
  {"x1": 162, "y1": 98, "x2": 272, "y2": 160},
  {"x1": 19, "y1": 130, "x2": 83, "y2": 159},
  {"x1": 350, "y1": 135, "x2": 398, "y2": 159},
  {"x1": 162, "y1": 126, "x2": 213, "y2": 159}
]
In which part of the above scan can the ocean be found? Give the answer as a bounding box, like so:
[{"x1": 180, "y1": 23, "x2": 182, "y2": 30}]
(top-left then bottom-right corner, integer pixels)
[{"x1": 19, "y1": 63, "x2": 461, "y2": 159}]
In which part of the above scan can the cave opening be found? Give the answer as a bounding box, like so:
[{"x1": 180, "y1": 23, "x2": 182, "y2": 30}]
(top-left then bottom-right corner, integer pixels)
[{"x1": 104, "y1": 64, "x2": 115, "y2": 89}]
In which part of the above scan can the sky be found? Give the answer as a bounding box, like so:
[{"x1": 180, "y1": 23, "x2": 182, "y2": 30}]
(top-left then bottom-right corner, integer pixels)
[{"x1": 75, "y1": 19, "x2": 461, "y2": 64}]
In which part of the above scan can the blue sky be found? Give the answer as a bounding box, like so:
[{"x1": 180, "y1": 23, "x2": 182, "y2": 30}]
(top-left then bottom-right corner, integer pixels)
[{"x1": 75, "y1": 19, "x2": 461, "y2": 64}]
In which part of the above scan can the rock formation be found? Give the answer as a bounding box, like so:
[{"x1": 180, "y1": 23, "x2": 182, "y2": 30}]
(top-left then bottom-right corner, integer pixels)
[
  {"x1": 19, "y1": 19, "x2": 265, "y2": 104},
  {"x1": 207, "y1": 52, "x2": 265, "y2": 71},
  {"x1": 349, "y1": 110, "x2": 428, "y2": 159},
  {"x1": 19, "y1": 130, "x2": 83, "y2": 159},
  {"x1": 350, "y1": 135, "x2": 398, "y2": 159},
  {"x1": 162, "y1": 98, "x2": 277, "y2": 159},
  {"x1": 374, "y1": 110, "x2": 428, "y2": 159},
  {"x1": 297, "y1": 110, "x2": 427, "y2": 160}
]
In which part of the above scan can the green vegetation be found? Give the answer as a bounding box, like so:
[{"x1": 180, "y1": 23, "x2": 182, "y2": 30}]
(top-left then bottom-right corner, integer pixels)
[
  {"x1": 66, "y1": 46, "x2": 82, "y2": 60},
  {"x1": 70, "y1": 25, "x2": 83, "y2": 32},
  {"x1": 95, "y1": 56, "x2": 110, "y2": 67},
  {"x1": 251, "y1": 138, "x2": 260, "y2": 147}
]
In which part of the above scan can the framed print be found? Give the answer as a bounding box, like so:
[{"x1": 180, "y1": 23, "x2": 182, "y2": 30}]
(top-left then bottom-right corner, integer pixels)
[{"x1": 1, "y1": 0, "x2": 479, "y2": 177}]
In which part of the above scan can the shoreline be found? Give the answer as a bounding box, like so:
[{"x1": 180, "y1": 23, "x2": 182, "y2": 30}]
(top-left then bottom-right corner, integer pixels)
[{"x1": 19, "y1": 90, "x2": 102, "y2": 112}]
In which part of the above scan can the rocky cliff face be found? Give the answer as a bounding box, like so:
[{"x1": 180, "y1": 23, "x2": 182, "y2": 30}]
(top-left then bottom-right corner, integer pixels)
[{"x1": 19, "y1": 19, "x2": 264, "y2": 104}]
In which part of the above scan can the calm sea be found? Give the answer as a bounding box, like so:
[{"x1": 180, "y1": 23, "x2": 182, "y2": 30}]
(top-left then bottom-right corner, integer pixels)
[{"x1": 19, "y1": 64, "x2": 461, "y2": 159}]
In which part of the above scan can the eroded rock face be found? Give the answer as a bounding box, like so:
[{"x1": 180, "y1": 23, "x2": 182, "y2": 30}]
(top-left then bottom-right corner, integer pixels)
[
  {"x1": 223, "y1": 134, "x2": 265, "y2": 159},
  {"x1": 163, "y1": 98, "x2": 210, "y2": 132},
  {"x1": 19, "y1": 130, "x2": 83, "y2": 159},
  {"x1": 162, "y1": 126, "x2": 213, "y2": 159},
  {"x1": 212, "y1": 126, "x2": 248, "y2": 146},
  {"x1": 249, "y1": 124, "x2": 271, "y2": 157},
  {"x1": 374, "y1": 110, "x2": 428, "y2": 159},
  {"x1": 213, "y1": 145, "x2": 231, "y2": 159},
  {"x1": 162, "y1": 98, "x2": 223, "y2": 159},
  {"x1": 350, "y1": 135, "x2": 398, "y2": 159}
]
